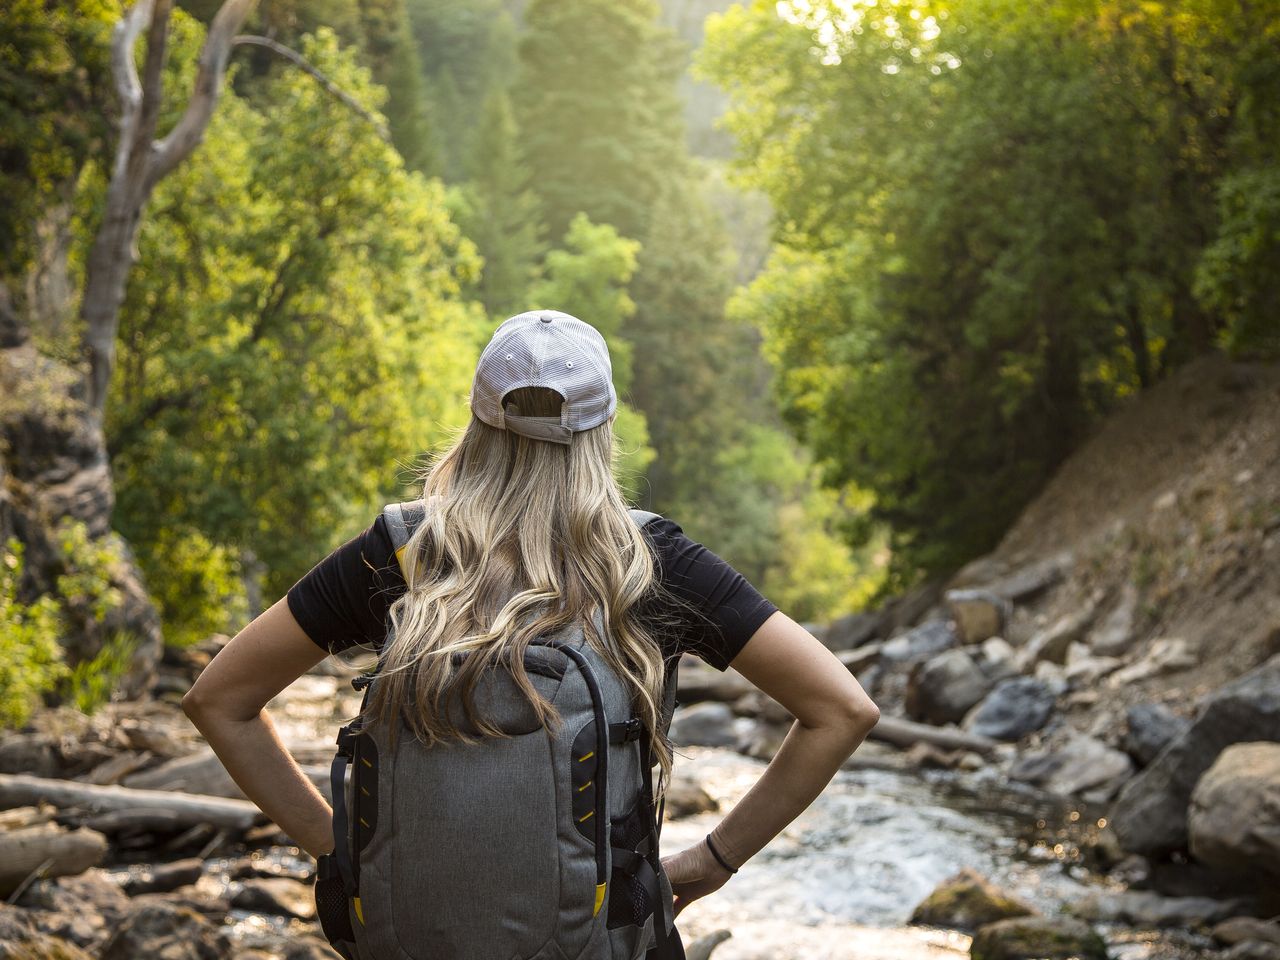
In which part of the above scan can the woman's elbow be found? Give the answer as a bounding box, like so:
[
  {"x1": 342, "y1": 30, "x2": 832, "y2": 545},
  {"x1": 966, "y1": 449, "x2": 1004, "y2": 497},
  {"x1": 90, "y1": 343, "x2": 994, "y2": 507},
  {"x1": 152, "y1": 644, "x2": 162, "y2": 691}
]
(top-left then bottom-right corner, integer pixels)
[{"x1": 839, "y1": 695, "x2": 880, "y2": 737}]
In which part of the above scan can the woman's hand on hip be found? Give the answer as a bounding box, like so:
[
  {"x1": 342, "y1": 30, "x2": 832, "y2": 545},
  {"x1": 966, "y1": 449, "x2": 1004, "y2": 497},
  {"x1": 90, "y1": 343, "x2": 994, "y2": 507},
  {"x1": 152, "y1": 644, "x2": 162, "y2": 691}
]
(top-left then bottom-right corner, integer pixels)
[{"x1": 661, "y1": 837, "x2": 733, "y2": 918}]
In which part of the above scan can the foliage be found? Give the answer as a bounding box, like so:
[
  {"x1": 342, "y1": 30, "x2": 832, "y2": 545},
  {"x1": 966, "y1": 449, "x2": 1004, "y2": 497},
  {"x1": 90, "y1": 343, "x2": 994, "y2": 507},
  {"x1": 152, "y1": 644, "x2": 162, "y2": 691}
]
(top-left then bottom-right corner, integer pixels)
[
  {"x1": 62, "y1": 629, "x2": 138, "y2": 714},
  {"x1": 0, "y1": 538, "x2": 67, "y2": 730},
  {"x1": 698, "y1": 0, "x2": 1280, "y2": 578},
  {"x1": 96, "y1": 20, "x2": 487, "y2": 600},
  {"x1": 514, "y1": 0, "x2": 691, "y2": 245},
  {"x1": 452, "y1": 90, "x2": 547, "y2": 318},
  {"x1": 0, "y1": 0, "x2": 114, "y2": 279},
  {"x1": 527, "y1": 212, "x2": 655, "y2": 497},
  {"x1": 137, "y1": 525, "x2": 249, "y2": 648},
  {"x1": 52, "y1": 517, "x2": 125, "y2": 625}
]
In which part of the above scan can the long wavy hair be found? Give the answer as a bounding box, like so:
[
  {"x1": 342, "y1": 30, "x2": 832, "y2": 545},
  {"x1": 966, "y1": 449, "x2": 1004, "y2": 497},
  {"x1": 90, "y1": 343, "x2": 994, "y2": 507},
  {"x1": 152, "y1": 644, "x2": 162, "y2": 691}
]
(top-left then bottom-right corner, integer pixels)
[{"x1": 364, "y1": 384, "x2": 680, "y2": 801}]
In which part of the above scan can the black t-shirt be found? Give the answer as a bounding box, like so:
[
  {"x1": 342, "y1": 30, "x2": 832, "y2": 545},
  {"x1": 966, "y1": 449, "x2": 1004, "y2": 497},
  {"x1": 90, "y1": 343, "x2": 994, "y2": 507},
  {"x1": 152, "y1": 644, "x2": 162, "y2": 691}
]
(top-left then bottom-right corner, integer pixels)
[{"x1": 285, "y1": 512, "x2": 778, "y2": 672}]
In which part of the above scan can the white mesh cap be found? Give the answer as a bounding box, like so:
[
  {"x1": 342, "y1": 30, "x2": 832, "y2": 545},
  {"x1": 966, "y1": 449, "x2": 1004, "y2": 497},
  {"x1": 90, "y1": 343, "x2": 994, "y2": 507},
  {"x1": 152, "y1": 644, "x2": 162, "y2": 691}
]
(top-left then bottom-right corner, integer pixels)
[{"x1": 470, "y1": 309, "x2": 618, "y2": 445}]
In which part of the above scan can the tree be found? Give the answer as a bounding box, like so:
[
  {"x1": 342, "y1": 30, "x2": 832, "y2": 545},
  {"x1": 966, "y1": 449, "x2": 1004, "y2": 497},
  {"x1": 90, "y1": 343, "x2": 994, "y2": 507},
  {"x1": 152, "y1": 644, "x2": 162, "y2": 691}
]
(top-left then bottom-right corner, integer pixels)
[
  {"x1": 452, "y1": 90, "x2": 546, "y2": 317},
  {"x1": 513, "y1": 0, "x2": 690, "y2": 245}
]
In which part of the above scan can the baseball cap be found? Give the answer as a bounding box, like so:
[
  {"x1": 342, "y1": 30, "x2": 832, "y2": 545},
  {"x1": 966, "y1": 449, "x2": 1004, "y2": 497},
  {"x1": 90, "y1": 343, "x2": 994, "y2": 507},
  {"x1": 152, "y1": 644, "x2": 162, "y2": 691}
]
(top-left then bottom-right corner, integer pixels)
[{"x1": 470, "y1": 309, "x2": 618, "y2": 445}]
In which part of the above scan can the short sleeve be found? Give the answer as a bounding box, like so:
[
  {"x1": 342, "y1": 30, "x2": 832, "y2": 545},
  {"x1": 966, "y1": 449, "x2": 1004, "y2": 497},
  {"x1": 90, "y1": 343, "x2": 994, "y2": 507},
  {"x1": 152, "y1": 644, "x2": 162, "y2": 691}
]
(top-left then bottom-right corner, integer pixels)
[
  {"x1": 640, "y1": 517, "x2": 778, "y2": 671},
  {"x1": 285, "y1": 514, "x2": 405, "y2": 655}
]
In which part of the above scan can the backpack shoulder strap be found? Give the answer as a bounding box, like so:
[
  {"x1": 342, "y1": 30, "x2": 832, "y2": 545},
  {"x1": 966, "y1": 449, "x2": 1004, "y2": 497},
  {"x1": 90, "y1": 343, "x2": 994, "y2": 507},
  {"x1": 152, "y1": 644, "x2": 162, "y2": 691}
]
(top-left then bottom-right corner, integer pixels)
[
  {"x1": 627, "y1": 507, "x2": 662, "y2": 528},
  {"x1": 383, "y1": 499, "x2": 429, "y2": 576}
]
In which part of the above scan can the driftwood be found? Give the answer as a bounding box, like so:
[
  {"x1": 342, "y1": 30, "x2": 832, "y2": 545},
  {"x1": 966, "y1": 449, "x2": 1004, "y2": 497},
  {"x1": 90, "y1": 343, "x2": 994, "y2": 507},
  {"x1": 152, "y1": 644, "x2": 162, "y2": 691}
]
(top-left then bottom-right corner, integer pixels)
[
  {"x1": 868, "y1": 715, "x2": 998, "y2": 756},
  {"x1": 123, "y1": 747, "x2": 332, "y2": 801},
  {"x1": 0, "y1": 822, "x2": 108, "y2": 894},
  {"x1": 0, "y1": 774, "x2": 266, "y2": 831}
]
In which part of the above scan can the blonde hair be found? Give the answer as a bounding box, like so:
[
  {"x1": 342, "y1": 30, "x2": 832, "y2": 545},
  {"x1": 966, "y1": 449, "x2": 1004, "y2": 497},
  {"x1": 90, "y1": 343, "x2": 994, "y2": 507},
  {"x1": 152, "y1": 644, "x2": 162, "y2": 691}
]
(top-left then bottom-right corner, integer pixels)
[{"x1": 366, "y1": 384, "x2": 678, "y2": 801}]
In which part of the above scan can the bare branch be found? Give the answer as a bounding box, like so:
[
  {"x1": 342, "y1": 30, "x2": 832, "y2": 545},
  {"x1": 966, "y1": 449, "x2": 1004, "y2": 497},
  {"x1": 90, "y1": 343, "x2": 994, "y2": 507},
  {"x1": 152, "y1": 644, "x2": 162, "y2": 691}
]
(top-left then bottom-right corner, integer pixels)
[
  {"x1": 108, "y1": 0, "x2": 154, "y2": 183},
  {"x1": 148, "y1": 0, "x2": 258, "y2": 186},
  {"x1": 231, "y1": 35, "x2": 392, "y2": 143},
  {"x1": 129, "y1": 0, "x2": 173, "y2": 193}
]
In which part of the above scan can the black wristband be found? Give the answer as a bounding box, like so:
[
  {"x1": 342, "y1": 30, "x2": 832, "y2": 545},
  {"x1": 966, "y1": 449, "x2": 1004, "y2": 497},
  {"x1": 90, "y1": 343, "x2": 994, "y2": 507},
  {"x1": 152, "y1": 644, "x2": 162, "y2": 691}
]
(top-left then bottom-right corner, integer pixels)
[{"x1": 704, "y1": 833, "x2": 738, "y2": 874}]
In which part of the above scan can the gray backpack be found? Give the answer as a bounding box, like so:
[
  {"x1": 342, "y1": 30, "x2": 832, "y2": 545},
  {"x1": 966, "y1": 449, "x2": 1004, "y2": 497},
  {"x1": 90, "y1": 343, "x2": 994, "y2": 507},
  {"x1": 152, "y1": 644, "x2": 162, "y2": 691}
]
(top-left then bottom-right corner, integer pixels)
[{"x1": 315, "y1": 500, "x2": 686, "y2": 960}]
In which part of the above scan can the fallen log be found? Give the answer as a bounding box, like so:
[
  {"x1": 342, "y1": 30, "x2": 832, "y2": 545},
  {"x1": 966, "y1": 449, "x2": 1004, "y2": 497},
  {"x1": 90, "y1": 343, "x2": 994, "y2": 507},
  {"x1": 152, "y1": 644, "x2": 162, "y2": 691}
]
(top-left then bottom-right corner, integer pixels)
[
  {"x1": 0, "y1": 822, "x2": 108, "y2": 895},
  {"x1": 867, "y1": 715, "x2": 998, "y2": 756},
  {"x1": 0, "y1": 774, "x2": 266, "y2": 831}
]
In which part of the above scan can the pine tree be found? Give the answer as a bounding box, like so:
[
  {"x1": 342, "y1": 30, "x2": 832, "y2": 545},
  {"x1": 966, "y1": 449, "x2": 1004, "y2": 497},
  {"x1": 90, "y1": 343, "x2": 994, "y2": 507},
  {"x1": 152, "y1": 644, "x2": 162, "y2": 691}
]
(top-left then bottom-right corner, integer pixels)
[{"x1": 455, "y1": 90, "x2": 547, "y2": 317}]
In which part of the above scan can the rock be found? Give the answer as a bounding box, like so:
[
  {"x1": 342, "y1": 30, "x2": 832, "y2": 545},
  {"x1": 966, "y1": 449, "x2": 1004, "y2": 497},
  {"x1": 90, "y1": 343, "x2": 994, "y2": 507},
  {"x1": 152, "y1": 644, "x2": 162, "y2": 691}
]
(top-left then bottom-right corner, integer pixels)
[
  {"x1": 906, "y1": 649, "x2": 994, "y2": 725},
  {"x1": 1063, "y1": 642, "x2": 1124, "y2": 686},
  {"x1": 1008, "y1": 734, "x2": 1133, "y2": 800},
  {"x1": 130, "y1": 888, "x2": 230, "y2": 921},
  {"x1": 881, "y1": 620, "x2": 957, "y2": 664},
  {"x1": 946, "y1": 590, "x2": 1010, "y2": 645},
  {"x1": 0, "y1": 904, "x2": 94, "y2": 960},
  {"x1": 1223, "y1": 943, "x2": 1280, "y2": 960},
  {"x1": 1016, "y1": 606, "x2": 1097, "y2": 669},
  {"x1": 231, "y1": 877, "x2": 316, "y2": 920},
  {"x1": 669, "y1": 702, "x2": 738, "y2": 748},
  {"x1": 0, "y1": 734, "x2": 59, "y2": 778},
  {"x1": 121, "y1": 859, "x2": 205, "y2": 897},
  {"x1": 283, "y1": 937, "x2": 345, "y2": 960},
  {"x1": 965, "y1": 678, "x2": 1057, "y2": 741},
  {"x1": 99, "y1": 902, "x2": 231, "y2": 960},
  {"x1": 1214, "y1": 917, "x2": 1280, "y2": 946},
  {"x1": 674, "y1": 660, "x2": 753, "y2": 704},
  {"x1": 734, "y1": 718, "x2": 788, "y2": 762},
  {"x1": 1090, "y1": 583, "x2": 1140, "y2": 657},
  {"x1": 969, "y1": 915, "x2": 1107, "y2": 960},
  {"x1": 910, "y1": 868, "x2": 1036, "y2": 932},
  {"x1": 974, "y1": 638, "x2": 1019, "y2": 682},
  {"x1": 951, "y1": 553, "x2": 1070, "y2": 604},
  {"x1": 1108, "y1": 637, "x2": 1197, "y2": 687},
  {"x1": 660, "y1": 776, "x2": 718, "y2": 819},
  {"x1": 685, "y1": 928, "x2": 732, "y2": 960},
  {"x1": 824, "y1": 609, "x2": 887, "y2": 651},
  {"x1": 1072, "y1": 888, "x2": 1251, "y2": 927},
  {"x1": 836, "y1": 641, "x2": 883, "y2": 674},
  {"x1": 1188, "y1": 742, "x2": 1280, "y2": 879},
  {"x1": 1110, "y1": 654, "x2": 1280, "y2": 857},
  {"x1": 729, "y1": 690, "x2": 790, "y2": 724},
  {"x1": 1122, "y1": 703, "x2": 1190, "y2": 767}
]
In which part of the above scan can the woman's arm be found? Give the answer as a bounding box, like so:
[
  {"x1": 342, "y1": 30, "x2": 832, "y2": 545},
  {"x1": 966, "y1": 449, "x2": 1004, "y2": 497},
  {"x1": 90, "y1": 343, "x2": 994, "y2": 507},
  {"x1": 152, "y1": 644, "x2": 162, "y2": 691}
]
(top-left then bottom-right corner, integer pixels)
[
  {"x1": 181, "y1": 596, "x2": 337, "y2": 860},
  {"x1": 663, "y1": 609, "x2": 880, "y2": 915}
]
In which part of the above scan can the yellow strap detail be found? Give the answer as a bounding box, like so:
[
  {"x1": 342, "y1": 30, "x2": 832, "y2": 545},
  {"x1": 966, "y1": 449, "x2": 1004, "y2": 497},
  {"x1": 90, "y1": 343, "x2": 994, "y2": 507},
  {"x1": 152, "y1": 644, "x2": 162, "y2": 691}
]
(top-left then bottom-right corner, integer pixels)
[
  {"x1": 359, "y1": 817, "x2": 370, "y2": 828},
  {"x1": 593, "y1": 882, "x2": 606, "y2": 917},
  {"x1": 577, "y1": 780, "x2": 592, "y2": 792},
  {"x1": 361, "y1": 758, "x2": 373, "y2": 768},
  {"x1": 353, "y1": 896, "x2": 365, "y2": 924},
  {"x1": 360, "y1": 786, "x2": 370, "y2": 796},
  {"x1": 578, "y1": 751, "x2": 594, "y2": 762},
  {"x1": 394, "y1": 543, "x2": 408, "y2": 575},
  {"x1": 577, "y1": 809, "x2": 594, "y2": 823}
]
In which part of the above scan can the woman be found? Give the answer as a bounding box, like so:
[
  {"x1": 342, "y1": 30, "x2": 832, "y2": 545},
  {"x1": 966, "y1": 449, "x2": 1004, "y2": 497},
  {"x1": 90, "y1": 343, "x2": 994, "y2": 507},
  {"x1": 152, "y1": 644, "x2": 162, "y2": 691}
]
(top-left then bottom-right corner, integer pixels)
[{"x1": 183, "y1": 309, "x2": 880, "y2": 956}]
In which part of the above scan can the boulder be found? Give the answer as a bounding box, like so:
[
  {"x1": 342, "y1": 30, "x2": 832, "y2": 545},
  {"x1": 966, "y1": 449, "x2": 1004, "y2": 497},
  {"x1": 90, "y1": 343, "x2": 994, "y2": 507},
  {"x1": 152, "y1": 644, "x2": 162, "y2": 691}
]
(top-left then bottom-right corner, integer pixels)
[
  {"x1": 669, "y1": 702, "x2": 738, "y2": 748},
  {"x1": 824, "y1": 609, "x2": 887, "y2": 651},
  {"x1": 909, "y1": 868, "x2": 1036, "y2": 931},
  {"x1": 945, "y1": 590, "x2": 1010, "y2": 645},
  {"x1": 1008, "y1": 734, "x2": 1133, "y2": 800},
  {"x1": 1122, "y1": 703, "x2": 1190, "y2": 767},
  {"x1": 1110, "y1": 654, "x2": 1280, "y2": 857},
  {"x1": 906, "y1": 649, "x2": 994, "y2": 725},
  {"x1": 881, "y1": 620, "x2": 957, "y2": 664},
  {"x1": 1224, "y1": 944, "x2": 1280, "y2": 960},
  {"x1": 969, "y1": 915, "x2": 1108, "y2": 960},
  {"x1": 1090, "y1": 583, "x2": 1140, "y2": 657},
  {"x1": 965, "y1": 678, "x2": 1057, "y2": 741},
  {"x1": 99, "y1": 902, "x2": 231, "y2": 960},
  {"x1": 1188, "y1": 742, "x2": 1280, "y2": 880},
  {"x1": 121, "y1": 859, "x2": 205, "y2": 897}
]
